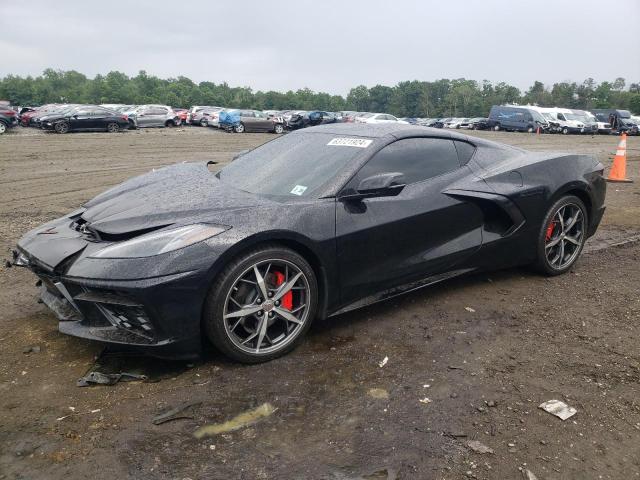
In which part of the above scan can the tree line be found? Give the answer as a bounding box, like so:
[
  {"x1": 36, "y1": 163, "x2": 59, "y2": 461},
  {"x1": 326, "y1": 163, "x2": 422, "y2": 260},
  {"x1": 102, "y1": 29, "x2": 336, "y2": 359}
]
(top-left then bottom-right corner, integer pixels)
[{"x1": 1, "y1": 69, "x2": 639, "y2": 117}]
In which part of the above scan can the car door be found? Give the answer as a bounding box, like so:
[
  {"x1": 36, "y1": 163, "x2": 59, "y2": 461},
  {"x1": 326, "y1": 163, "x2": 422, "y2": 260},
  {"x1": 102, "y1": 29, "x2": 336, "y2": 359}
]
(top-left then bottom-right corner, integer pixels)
[
  {"x1": 148, "y1": 107, "x2": 166, "y2": 127},
  {"x1": 91, "y1": 107, "x2": 109, "y2": 130},
  {"x1": 70, "y1": 108, "x2": 94, "y2": 130},
  {"x1": 335, "y1": 137, "x2": 484, "y2": 305},
  {"x1": 252, "y1": 110, "x2": 271, "y2": 131},
  {"x1": 135, "y1": 107, "x2": 151, "y2": 127},
  {"x1": 240, "y1": 110, "x2": 257, "y2": 131}
]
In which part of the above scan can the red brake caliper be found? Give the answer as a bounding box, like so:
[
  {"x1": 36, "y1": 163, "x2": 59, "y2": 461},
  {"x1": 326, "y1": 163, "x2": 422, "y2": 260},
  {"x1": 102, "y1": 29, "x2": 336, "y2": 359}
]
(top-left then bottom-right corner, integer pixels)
[
  {"x1": 545, "y1": 221, "x2": 556, "y2": 242},
  {"x1": 274, "y1": 271, "x2": 293, "y2": 310}
]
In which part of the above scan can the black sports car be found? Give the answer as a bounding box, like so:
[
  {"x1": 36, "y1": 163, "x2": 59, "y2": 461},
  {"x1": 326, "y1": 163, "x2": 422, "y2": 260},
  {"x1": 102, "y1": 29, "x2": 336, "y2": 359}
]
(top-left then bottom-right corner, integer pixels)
[
  {"x1": 14, "y1": 124, "x2": 606, "y2": 363},
  {"x1": 40, "y1": 105, "x2": 129, "y2": 133}
]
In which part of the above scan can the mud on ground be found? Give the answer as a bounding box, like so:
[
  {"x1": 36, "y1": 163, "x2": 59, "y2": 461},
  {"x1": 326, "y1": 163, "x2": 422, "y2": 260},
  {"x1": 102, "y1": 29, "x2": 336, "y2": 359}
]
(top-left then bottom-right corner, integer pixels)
[{"x1": 0, "y1": 127, "x2": 639, "y2": 479}]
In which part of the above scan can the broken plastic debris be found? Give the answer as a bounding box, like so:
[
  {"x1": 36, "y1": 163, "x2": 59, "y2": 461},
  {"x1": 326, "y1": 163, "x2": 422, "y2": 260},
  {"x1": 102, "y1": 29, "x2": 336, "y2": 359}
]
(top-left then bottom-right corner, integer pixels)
[
  {"x1": 538, "y1": 399, "x2": 576, "y2": 420},
  {"x1": 77, "y1": 371, "x2": 147, "y2": 387},
  {"x1": 466, "y1": 440, "x2": 494, "y2": 454},
  {"x1": 419, "y1": 397, "x2": 432, "y2": 404},
  {"x1": 153, "y1": 401, "x2": 202, "y2": 425},
  {"x1": 465, "y1": 306, "x2": 476, "y2": 313},
  {"x1": 523, "y1": 469, "x2": 539, "y2": 480},
  {"x1": 379, "y1": 356, "x2": 389, "y2": 368},
  {"x1": 193, "y1": 403, "x2": 276, "y2": 439}
]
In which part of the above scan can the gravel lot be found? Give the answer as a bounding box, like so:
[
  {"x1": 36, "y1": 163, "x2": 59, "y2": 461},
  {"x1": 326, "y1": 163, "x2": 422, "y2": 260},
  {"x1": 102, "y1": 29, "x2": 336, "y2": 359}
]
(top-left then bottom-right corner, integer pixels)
[{"x1": 0, "y1": 126, "x2": 639, "y2": 480}]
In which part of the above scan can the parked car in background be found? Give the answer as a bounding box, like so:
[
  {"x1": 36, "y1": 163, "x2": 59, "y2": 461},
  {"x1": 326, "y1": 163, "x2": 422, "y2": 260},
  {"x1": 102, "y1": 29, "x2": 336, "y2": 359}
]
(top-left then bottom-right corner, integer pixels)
[
  {"x1": 191, "y1": 107, "x2": 224, "y2": 127},
  {"x1": 592, "y1": 109, "x2": 639, "y2": 135},
  {"x1": 124, "y1": 105, "x2": 179, "y2": 129},
  {"x1": 187, "y1": 106, "x2": 219, "y2": 125},
  {"x1": 0, "y1": 106, "x2": 18, "y2": 134},
  {"x1": 20, "y1": 104, "x2": 62, "y2": 126},
  {"x1": 420, "y1": 118, "x2": 445, "y2": 128},
  {"x1": 467, "y1": 117, "x2": 490, "y2": 130},
  {"x1": 445, "y1": 118, "x2": 470, "y2": 129},
  {"x1": 488, "y1": 105, "x2": 547, "y2": 132},
  {"x1": 226, "y1": 109, "x2": 285, "y2": 133},
  {"x1": 173, "y1": 108, "x2": 188, "y2": 125},
  {"x1": 40, "y1": 105, "x2": 128, "y2": 133},
  {"x1": 569, "y1": 110, "x2": 599, "y2": 135},
  {"x1": 355, "y1": 113, "x2": 408, "y2": 124},
  {"x1": 307, "y1": 111, "x2": 339, "y2": 126}
]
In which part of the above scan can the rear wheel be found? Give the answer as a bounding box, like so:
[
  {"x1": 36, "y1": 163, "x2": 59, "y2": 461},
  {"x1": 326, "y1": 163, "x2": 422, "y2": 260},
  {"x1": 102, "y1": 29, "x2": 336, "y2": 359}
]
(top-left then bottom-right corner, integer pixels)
[
  {"x1": 0, "y1": 122, "x2": 6, "y2": 134},
  {"x1": 203, "y1": 245, "x2": 317, "y2": 363},
  {"x1": 527, "y1": 126, "x2": 534, "y2": 133},
  {"x1": 200, "y1": 118, "x2": 208, "y2": 127},
  {"x1": 54, "y1": 121, "x2": 69, "y2": 134},
  {"x1": 234, "y1": 123, "x2": 245, "y2": 133},
  {"x1": 533, "y1": 195, "x2": 587, "y2": 276},
  {"x1": 106, "y1": 122, "x2": 120, "y2": 133},
  {"x1": 493, "y1": 124, "x2": 501, "y2": 131}
]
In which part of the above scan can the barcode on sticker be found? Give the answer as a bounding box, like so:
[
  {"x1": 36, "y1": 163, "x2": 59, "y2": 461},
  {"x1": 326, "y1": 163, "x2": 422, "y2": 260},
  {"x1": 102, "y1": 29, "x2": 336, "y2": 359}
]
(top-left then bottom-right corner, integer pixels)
[
  {"x1": 290, "y1": 185, "x2": 307, "y2": 195},
  {"x1": 327, "y1": 138, "x2": 373, "y2": 148}
]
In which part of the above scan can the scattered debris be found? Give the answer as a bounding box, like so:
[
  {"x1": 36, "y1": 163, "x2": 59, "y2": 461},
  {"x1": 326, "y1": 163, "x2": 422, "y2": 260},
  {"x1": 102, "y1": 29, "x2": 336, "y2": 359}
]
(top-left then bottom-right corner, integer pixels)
[
  {"x1": 77, "y1": 371, "x2": 147, "y2": 387},
  {"x1": 193, "y1": 403, "x2": 276, "y2": 439},
  {"x1": 368, "y1": 388, "x2": 389, "y2": 400},
  {"x1": 361, "y1": 467, "x2": 397, "y2": 480},
  {"x1": 56, "y1": 408, "x2": 102, "y2": 421},
  {"x1": 522, "y1": 469, "x2": 539, "y2": 480},
  {"x1": 539, "y1": 399, "x2": 577, "y2": 420},
  {"x1": 448, "y1": 365, "x2": 463, "y2": 370},
  {"x1": 22, "y1": 345, "x2": 41, "y2": 354},
  {"x1": 444, "y1": 431, "x2": 467, "y2": 438},
  {"x1": 379, "y1": 356, "x2": 388, "y2": 368},
  {"x1": 152, "y1": 401, "x2": 202, "y2": 425},
  {"x1": 465, "y1": 306, "x2": 476, "y2": 313},
  {"x1": 418, "y1": 397, "x2": 432, "y2": 404},
  {"x1": 466, "y1": 440, "x2": 494, "y2": 454},
  {"x1": 485, "y1": 400, "x2": 497, "y2": 408}
]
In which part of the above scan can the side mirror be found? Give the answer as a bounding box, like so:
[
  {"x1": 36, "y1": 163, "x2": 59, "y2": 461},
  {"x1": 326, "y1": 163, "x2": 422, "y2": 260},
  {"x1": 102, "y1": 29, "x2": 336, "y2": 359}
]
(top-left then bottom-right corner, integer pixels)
[{"x1": 340, "y1": 172, "x2": 406, "y2": 202}]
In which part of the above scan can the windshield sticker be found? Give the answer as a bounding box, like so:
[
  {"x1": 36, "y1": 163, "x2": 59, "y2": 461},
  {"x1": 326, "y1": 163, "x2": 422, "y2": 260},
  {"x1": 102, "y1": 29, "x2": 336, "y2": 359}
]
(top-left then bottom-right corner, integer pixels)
[
  {"x1": 327, "y1": 137, "x2": 373, "y2": 148},
  {"x1": 290, "y1": 185, "x2": 307, "y2": 196}
]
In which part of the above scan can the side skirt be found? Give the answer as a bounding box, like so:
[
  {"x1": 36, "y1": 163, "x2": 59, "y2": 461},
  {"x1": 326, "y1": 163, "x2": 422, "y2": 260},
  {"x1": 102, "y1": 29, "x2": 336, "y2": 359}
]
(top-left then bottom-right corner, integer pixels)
[{"x1": 329, "y1": 268, "x2": 476, "y2": 317}]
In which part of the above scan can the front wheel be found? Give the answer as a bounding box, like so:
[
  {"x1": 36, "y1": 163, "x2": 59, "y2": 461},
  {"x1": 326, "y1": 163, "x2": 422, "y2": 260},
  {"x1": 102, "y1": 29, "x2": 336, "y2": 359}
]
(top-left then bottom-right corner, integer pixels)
[
  {"x1": 493, "y1": 124, "x2": 500, "y2": 131},
  {"x1": 274, "y1": 123, "x2": 284, "y2": 134},
  {"x1": 533, "y1": 195, "x2": 588, "y2": 276},
  {"x1": 562, "y1": 127, "x2": 569, "y2": 135},
  {"x1": 200, "y1": 118, "x2": 208, "y2": 127},
  {"x1": 0, "y1": 122, "x2": 6, "y2": 134},
  {"x1": 54, "y1": 121, "x2": 69, "y2": 134},
  {"x1": 233, "y1": 123, "x2": 245, "y2": 133},
  {"x1": 203, "y1": 245, "x2": 318, "y2": 363}
]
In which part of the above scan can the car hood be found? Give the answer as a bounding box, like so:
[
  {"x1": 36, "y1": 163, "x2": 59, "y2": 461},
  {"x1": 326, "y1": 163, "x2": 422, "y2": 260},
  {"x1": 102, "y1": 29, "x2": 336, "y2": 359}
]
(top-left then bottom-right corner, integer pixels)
[{"x1": 80, "y1": 162, "x2": 270, "y2": 235}]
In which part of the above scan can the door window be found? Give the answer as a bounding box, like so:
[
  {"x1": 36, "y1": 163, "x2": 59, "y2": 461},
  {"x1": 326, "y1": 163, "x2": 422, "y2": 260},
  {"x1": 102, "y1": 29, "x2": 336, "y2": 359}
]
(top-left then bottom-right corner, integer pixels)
[{"x1": 353, "y1": 138, "x2": 461, "y2": 186}]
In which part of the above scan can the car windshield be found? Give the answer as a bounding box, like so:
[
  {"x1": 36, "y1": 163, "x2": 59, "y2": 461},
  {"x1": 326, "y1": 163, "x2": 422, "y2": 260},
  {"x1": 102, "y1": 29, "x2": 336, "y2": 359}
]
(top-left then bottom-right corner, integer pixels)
[{"x1": 217, "y1": 133, "x2": 373, "y2": 198}]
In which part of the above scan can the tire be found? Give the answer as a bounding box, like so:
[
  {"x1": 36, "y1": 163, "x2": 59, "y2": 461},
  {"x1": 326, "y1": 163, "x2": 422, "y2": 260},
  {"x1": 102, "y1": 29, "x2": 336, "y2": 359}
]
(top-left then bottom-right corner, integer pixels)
[
  {"x1": 0, "y1": 122, "x2": 6, "y2": 134},
  {"x1": 200, "y1": 118, "x2": 208, "y2": 127},
  {"x1": 54, "y1": 121, "x2": 69, "y2": 134},
  {"x1": 203, "y1": 245, "x2": 318, "y2": 363},
  {"x1": 128, "y1": 120, "x2": 137, "y2": 130},
  {"x1": 165, "y1": 120, "x2": 174, "y2": 128},
  {"x1": 533, "y1": 195, "x2": 588, "y2": 276},
  {"x1": 527, "y1": 126, "x2": 534, "y2": 133},
  {"x1": 562, "y1": 127, "x2": 569, "y2": 135},
  {"x1": 234, "y1": 123, "x2": 245, "y2": 133},
  {"x1": 273, "y1": 123, "x2": 284, "y2": 134},
  {"x1": 493, "y1": 124, "x2": 500, "y2": 131},
  {"x1": 106, "y1": 122, "x2": 120, "y2": 133}
]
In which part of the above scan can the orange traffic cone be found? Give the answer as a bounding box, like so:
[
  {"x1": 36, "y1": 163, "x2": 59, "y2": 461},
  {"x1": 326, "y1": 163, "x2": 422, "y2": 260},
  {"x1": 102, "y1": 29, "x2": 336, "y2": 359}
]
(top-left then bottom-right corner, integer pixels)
[{"x1": 607, "y1": 133, "x2": 632, "y2": 183}]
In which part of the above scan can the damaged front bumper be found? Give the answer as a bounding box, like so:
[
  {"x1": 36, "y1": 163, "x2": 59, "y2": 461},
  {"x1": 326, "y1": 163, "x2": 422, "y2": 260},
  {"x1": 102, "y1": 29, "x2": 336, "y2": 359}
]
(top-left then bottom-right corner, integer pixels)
[{"x1": 12, "y1": 218, "x2": 211, "y2": 359}]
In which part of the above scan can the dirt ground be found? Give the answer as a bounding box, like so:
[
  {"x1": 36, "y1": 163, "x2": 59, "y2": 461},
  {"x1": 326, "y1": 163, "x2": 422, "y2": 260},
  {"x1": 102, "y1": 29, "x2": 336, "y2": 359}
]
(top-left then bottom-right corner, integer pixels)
[{"x1": 0, "y1": 126, "x2": 639, "y2": 480}]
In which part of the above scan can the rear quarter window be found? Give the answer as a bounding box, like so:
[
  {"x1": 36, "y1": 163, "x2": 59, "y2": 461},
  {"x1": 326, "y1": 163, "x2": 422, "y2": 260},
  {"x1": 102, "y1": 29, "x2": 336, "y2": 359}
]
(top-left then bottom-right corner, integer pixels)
[{"x1": 454, "y1": 141, "x2": 476, "y2": 164}]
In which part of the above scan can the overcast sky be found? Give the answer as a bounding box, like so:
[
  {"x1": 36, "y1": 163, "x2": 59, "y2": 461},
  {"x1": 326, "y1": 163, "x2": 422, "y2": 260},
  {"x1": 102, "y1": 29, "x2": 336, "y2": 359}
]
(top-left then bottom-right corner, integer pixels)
[{"x1": 1, "y1": 0, "x2": 638, "y2": 96}]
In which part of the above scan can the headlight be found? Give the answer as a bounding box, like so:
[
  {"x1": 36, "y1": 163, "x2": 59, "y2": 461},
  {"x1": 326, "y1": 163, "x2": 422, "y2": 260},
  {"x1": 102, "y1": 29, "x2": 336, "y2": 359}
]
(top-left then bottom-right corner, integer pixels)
[{"x1": 90, "y1": 224, "x2": 228, "y2": 259}]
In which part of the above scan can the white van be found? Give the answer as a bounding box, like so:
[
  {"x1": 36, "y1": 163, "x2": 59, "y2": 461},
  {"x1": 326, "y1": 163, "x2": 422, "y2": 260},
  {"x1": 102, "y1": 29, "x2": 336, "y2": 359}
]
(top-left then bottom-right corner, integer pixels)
[{"x1": 533, "y1": 107, "x2": 586, "y2": 134}]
